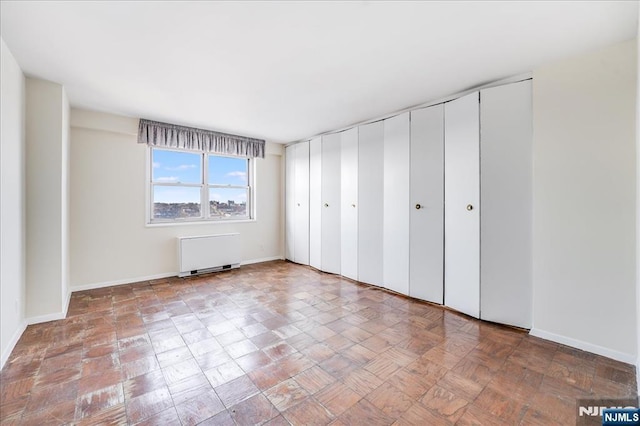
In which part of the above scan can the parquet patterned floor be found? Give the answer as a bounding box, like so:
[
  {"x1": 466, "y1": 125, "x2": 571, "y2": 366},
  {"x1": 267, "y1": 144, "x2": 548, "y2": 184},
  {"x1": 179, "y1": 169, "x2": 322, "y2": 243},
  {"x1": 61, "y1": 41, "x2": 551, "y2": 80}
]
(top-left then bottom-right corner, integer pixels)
[{"x1": 0, "y1": 260, "x2": 636, "y2": 425}]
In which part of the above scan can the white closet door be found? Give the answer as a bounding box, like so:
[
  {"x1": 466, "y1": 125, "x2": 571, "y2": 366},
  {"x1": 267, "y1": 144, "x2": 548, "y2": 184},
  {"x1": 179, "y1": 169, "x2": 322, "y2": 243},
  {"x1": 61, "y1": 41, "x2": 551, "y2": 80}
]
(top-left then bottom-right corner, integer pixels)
[
  {"x1": 285, "y1": 145, "x2": 296, "y2": 261},
  {"x1": 444, "y1": 92, "x2": 480, "y2": 318},
  {"x1": 340, "y1": 128, "x2": 358, "y2": 280},
  {"x1": 358, "y1": 121, "x2": 384, "y2": 286},
  {"x1": 293, "y1": 141, "x2": 310, "y2": 265},
  {"x1": 309, "y1": 137, "x2": 322, "y2": 270},
  {"x1": 321, "y1": 133, "x2": 341, "y2": 274},
  {"x1": 480, "y1": 80, "x2": 532, "y2": 328},
  {"x1": 383, "y1": 112, "x2": 410, "y2": 295},
  {"x1": 410, "y1": 106, "x2": 444, "y2": 303}
]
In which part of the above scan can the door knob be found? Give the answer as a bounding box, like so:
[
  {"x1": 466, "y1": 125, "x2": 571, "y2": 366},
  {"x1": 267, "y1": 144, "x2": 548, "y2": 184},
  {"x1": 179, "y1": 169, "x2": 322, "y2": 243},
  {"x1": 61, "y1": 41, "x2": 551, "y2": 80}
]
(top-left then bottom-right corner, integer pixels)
[
  {"x1": 324, "y1": 203, "x2": 329, "y2": 207},
  {"x1": 415, "y1": 204, "x2": 422, "y2": 210},
  {"x1": 297, "y1": 203, "x2": 300, "y2": 207},
  {"x1": 351, "y1": 204, "x2": 356, "y2": 208},
  {"x1": 466, "y1": 204, "x2": 473, "y2": 211}
]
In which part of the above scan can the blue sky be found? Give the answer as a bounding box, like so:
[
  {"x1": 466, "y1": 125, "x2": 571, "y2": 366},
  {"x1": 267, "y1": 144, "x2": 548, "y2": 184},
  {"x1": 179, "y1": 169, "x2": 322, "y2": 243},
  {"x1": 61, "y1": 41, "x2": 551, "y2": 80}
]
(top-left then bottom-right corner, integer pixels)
[{"x1": 152, "y1": 150, "x2": 248, "y2": 203}]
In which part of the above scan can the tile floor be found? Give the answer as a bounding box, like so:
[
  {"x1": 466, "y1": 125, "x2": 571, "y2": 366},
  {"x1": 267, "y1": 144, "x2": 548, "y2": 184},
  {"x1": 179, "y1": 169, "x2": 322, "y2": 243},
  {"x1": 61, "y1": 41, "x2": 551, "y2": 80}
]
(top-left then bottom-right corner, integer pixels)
[{"x1": 0, "y1": 260, "x2": 636, "y2": 425}]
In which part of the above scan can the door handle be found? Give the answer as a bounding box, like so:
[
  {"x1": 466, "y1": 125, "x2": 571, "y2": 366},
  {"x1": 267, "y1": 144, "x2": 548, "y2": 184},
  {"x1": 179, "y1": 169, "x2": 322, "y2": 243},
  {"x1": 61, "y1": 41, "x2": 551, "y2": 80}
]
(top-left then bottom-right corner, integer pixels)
[
  {"x1": 324, "y1": 203, "x2": 329, "y2": 208},
  {"x1": 466, "y1": 204, "x2": 473, "y2": 211},
  {"x1": 415, "y1": 204, "x2": 422, "y2": 210}
]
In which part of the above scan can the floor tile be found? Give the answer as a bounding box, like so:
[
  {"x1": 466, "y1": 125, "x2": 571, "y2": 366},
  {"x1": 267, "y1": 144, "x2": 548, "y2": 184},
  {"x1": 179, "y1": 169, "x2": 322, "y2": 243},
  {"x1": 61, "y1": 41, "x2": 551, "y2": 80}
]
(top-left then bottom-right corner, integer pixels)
[
  {"x1": 0, "y1": 260, "x2": 636, "y2": 425},
  {"x1": 215, "y1": 374, "x2": 260, "y2": 408},
  {"x1": 229, "y1": 393, "x2": 279, "y2": 425}
]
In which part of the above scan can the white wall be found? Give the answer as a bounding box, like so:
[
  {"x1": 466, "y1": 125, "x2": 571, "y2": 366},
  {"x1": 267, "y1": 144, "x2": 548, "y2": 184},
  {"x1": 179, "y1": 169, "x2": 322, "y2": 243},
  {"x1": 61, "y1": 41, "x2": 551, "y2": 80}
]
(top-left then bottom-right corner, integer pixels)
[
  {"x1": 25, "y1": 78, "x2": 70, "y2": 320},
  {"x1": 70, "y1": 109, "x2": 283, "y2": 290},
  {"x1": 636, "y1": 9, "x2": 640, "y2": 391},
  {"x1": 532, "y1": 39, "x2": 637, "y2": 362},
  {"x1": 0, "y1": 38, "x2": 26, "y2": 368}
]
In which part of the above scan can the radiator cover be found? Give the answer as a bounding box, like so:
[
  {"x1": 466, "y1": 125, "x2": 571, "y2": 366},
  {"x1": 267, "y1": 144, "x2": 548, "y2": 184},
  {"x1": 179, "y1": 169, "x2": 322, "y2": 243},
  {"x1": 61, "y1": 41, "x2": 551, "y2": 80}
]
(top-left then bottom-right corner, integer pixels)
[{"x1": 178, "y1": 233, "x2": 241, "y2": 277}]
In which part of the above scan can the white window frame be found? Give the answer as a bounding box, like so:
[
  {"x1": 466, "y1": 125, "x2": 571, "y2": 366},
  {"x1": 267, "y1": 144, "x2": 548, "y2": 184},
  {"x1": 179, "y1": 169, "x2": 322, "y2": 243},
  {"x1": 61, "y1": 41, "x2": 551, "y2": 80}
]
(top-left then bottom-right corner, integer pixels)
[{"x1": 146, "y1": 146, "x2": 255, "y2": 225}]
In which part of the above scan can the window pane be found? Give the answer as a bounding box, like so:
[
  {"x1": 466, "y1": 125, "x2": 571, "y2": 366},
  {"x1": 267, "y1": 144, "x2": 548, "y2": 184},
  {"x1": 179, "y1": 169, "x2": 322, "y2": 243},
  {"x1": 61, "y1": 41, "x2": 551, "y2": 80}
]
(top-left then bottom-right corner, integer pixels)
[
  {"x1": 152, "y1": 149, "x2": 201, "y2": 184},
  {"x1": 209, "y1": 188, "x2": 248, "y2": 218},
  {"x1": 208, "y1": 155, "x2": 248, "y2": 185},
  {"x1": 153, "y1": 186, "x2": 201, "y2": 219}
]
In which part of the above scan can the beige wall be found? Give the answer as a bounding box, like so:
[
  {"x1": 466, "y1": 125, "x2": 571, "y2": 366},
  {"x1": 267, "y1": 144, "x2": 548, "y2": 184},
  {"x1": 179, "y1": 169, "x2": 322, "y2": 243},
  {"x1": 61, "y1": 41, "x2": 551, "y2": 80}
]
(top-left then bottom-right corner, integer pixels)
[
  {"x1": 25, "y1": 78, "x2": 70, "y2": 321},
  {"x1": 532, "y1": 39, "x2": 637, "y2": 361},
  {"x1": 69, "y1": 109, "x2": 284, "y2": 290},
  {"x1": 0, "y1": 38, "x2": 26, "y2": 367}
]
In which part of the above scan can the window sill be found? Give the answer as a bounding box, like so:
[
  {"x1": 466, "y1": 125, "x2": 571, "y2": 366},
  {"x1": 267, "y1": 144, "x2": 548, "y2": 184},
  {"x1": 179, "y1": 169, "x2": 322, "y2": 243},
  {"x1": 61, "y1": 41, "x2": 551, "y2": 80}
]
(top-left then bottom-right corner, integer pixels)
[{"x1": 146, "y1": 218, "x2": 256, "y2": 228}]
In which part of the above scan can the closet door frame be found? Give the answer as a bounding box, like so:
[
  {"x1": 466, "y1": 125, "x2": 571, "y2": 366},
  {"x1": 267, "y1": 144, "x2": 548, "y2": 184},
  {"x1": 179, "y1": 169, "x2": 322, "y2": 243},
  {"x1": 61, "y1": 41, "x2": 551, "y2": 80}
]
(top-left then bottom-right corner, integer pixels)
[
  {"x1": 285, "y1": 145, "x2": 296, "y2": 262},
  {"x1": 444, "y1": 92, "x2": 480, "y2": 318},
  {"x1": 340, "y1": 128, "x2": 358, "y2": 280},
  {"x1": 293, "y1": 141, "x2": 310, "y2": 265},
  {"x1": 409, "y1": 105, "x2": 444, "y2": 304},
  {"x1": 383, "y1": 112, "x2": 411, "y2": 295},
  {"x1": 309, "y1": 137, "x2": 322, "y2": 270},
  {"x1": 357, "y1": 121, "x2": 384, "y2": 286},
  {"x1": 321, "y1": 133, "x2": 341, "y2": 274},
  {"x1": 480, "y1": 80, "x2": 532, "y2": 328}
]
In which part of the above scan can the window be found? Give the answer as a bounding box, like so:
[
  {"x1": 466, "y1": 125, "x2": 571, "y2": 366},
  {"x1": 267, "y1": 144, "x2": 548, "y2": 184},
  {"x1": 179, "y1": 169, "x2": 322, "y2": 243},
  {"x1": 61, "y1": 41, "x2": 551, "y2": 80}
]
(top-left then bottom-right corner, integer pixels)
[{"x1": 150, "y1": 147, "x2": 252, "y2": 223}]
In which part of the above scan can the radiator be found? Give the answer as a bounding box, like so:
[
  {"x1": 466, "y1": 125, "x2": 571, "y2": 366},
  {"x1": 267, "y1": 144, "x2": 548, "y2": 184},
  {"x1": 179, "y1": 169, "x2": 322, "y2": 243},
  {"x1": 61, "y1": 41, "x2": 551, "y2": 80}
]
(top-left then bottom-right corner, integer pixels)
[{"x1": 178, "y1": 233, "x2": 241, "y2": 277}]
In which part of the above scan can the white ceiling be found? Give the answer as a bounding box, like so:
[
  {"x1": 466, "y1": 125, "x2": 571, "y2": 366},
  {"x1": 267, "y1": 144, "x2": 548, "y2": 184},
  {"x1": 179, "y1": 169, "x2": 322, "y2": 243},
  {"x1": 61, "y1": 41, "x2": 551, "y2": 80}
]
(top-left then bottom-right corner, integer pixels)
[{"x1": 1, "y1": 1, "x2": 637, "y2": 143}]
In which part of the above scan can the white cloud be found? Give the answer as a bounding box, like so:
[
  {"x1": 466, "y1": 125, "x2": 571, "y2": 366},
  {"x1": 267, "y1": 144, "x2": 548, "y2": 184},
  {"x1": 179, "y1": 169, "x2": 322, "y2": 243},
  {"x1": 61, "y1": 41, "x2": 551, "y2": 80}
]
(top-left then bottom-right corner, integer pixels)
[
  {"x1": 155, "y1": 176, "x2": 179, "y2": 183},
  {"x1": 226, "y1": 171, "x2": 247, "y2": 181},
  {"x1": 152, "y1": 162, "x2": 161, "y2": 169},
  {"x1": 166, "y1": 164, "x2": 197, "y2": 171}
]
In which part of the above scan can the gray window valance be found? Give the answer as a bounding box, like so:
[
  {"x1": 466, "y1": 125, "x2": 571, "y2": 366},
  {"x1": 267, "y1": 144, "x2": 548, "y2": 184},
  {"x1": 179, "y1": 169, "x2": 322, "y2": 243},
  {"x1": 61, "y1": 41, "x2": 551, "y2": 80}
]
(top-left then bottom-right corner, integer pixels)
[{"x1": 137, "y1": 119, "x2": 265, "y2": 158}]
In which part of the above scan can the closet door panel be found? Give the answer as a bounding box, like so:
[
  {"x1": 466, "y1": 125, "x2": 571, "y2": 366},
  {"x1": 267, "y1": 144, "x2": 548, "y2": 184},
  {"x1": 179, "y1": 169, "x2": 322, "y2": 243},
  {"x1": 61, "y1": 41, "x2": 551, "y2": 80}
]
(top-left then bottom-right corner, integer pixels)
[
  {"x1": 480, "y1": 80, "x2": 532, "y2": 328},
  {"x1": 293, "y1": 141, "x2": 310, "y2": 265},
  {"x1": 309, "y1": 137, "x2": 322, "y2": 270},
  {"x1": 321, "y1": 133, "x2": 341, "y2": 274},
  {"x1": 444, "y1": 92, "x2": 480, "y2": 318},
  {"x1": 340, "y1": 128, "x2": 358, "y2": 280},
  {"x1": 383, "y1": 112, "x2": 410, "y2": 295},
  {"x1": 357, "y1": 122, "x2": 384, "y2": 286},
  {"x1": 285, "y1": 145, "x2": 296, "y2": 261},
  {"x1": 410, "y1": 106, "x2": 444, "y2": 303}
]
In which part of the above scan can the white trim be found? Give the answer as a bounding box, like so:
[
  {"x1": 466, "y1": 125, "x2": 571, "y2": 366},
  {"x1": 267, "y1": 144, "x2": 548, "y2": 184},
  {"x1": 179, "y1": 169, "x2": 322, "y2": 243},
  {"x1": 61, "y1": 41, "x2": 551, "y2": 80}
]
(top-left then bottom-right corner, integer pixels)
[
  {"x1": 241, "y1": 256, "x2": 284, "y2": 266},
  {"x1": 146, "y1": 218, "x2": 257, "y2": 228},
  {"x1": 530, "y1": 328, "x2": 636, "y2": 365},
  {"x1": 63, "y1": 288, "x2": 71, "y2": 317},
  {"x1": 24, "y1": 288, "x2": 73, "y2": 326},
  {"x1": 69, "y1": 256, "x2": 284, "y2": 293},
  {"x1": 71, "y1": 272, "x2": 177, "y2": 293},
  {"x1": 1, "y1": 320, "x2": 27, "y2": 370},
  {"x1": 26, "y1": 311, "x2": 67, "y2": 325},
  {"x1": 147, "y1": 147, "x2": 256, "y2": 225}
]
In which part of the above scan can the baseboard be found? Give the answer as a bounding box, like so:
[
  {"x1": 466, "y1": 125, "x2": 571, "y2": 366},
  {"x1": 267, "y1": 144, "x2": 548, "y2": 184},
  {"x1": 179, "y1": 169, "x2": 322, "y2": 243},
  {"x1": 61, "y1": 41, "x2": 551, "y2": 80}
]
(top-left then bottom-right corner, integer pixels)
[
  {"x1": 1, "y1": 320, "x2": 27, "y2": 370},
  {"x1": 70, "y1": 256, "x2": 285, "y2": 293},
  {"x1": 529, "y1": 328, "x2": 636, "y2": 365},
  {"x1": 241, "y1": 256, "x2": 284, "y2": 266},
  {"x1": 25, "y1": 288, "x2": 73, "y2": 326},
  {"x1": 26, "y1": 311, "x2": 68, "y2": 325},
  {"x1": 71, "y1": 272, "x2": 177, "y2": 292}
]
